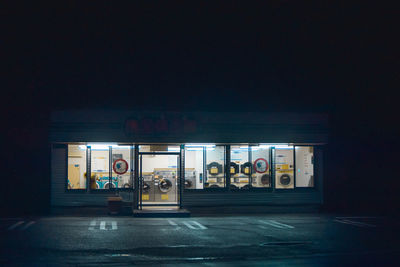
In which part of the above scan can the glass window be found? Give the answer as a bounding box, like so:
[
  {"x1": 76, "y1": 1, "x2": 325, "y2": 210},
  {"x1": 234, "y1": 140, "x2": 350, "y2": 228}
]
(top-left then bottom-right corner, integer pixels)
[
  {"x1": 251, "y1": 145, "x2": 271, "y2": 188},
  {"x1": 140, "y1": 154, "x2": 179, "y2": 204},
  {"x1": 295, "y1": 146, "x2": 314, "y2": 187},
  {"x1": 90, "y1": 145, "x2": 111, "y2": 189},
  {"x1": 205, "y1": 145, "x2": 225, "y2": 188},
  {"x1": 67, "y1": 145, "x2": 87, "y2": 189},
  {"x1": 274, "y1": 146, "x2": 294, "y2": 189},
  {"x1": 230, "y1": 145, "x2": 250, "y2": 189},
  {"x1": 112, "y1": 146, "x2": 133, "y2": 189},
  {"x1": 184, "y1": 145, "x2": 205, "y2": 189}
]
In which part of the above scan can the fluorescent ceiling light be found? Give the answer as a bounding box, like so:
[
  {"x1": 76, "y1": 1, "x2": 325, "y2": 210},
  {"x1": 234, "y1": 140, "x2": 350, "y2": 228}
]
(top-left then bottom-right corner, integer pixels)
[
  {"x1": 186, "y1": 144, "x2": 215, "y2": 148},
  {"x1": 274, "y1": 145, "x2": 293, "y2": 149},
  {"x1": 186, "y1": 147, "x2": 203, "y2": 151}
]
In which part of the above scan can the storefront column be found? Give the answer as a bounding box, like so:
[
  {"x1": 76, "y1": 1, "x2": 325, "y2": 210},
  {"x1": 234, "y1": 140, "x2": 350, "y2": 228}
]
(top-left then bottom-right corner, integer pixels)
[
  {"x1": 133, "y1": 144, "x2": 139, "y2": 209},
  {"x1": 179, "y1": 144, "x2": 185, "y2": 209},
  {"x1": 226, "y1": 145, "x2": 231, "y2": 189}
]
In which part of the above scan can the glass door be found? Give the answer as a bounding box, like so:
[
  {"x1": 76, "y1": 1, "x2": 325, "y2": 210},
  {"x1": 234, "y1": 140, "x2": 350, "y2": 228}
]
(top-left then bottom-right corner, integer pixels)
[{"x1": 138, "y1": 152, "x2": 181, "y2": 209}]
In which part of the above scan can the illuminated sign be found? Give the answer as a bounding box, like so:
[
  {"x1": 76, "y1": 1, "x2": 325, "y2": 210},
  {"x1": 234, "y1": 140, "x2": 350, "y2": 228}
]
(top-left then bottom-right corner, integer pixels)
[{"x1": 124, "y1": 116, "x2": 197, "y2": 135}]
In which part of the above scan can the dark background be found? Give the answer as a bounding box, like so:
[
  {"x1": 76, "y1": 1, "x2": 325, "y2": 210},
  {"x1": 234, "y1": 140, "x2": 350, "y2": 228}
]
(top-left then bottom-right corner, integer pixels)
[{"x1": 1, "y1": 1, "x2": 398, "y2": 216}]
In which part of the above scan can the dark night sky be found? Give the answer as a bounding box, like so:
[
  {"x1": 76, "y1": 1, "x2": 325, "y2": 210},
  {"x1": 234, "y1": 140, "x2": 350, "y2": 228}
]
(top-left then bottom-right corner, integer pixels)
[{"x1": 1, "y1": 1, "x2": 399, "y2": 214}]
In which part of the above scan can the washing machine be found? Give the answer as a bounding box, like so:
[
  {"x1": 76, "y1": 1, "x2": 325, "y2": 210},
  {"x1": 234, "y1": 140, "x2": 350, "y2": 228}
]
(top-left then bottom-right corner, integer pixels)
[
  {"x1": 252, "y1": 173, "x2": 271, "y2": 187},
  {"x1": 97, "y1": 176, "x2": 118, "y2": 189},
  {"x1": 206, "y1": 162, "x2": 224, "y2": 188},
  {"x1": 184, "y1": 168, "x2": 197, "y2": 189},
  {"x1": 141, "y1": 172, "x2": 155, "y2": 202},
  {"x1": 275, "y1": 170, "x2": 294, "y2": 189},
  {"x1": 154, "y1": 168, "x2": 177, "y2": 202}
]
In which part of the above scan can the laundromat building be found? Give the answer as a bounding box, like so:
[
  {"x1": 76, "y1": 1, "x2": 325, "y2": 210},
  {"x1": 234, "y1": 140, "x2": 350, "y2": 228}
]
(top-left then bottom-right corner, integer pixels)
[{"x1": 50, "y1": 109, "x2": 328, "y2": 213}]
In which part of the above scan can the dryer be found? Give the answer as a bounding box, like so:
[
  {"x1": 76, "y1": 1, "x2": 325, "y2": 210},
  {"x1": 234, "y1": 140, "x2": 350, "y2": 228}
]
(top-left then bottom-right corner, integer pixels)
[
  {"x1": 253, "y1": 173, "x2": 271, "y2": 188},
  {"x1": 141, "y1": 172, "x2": 155, "y2": 202},
  {"x1": 154, "y1": 169, "x2": 177, "y2": 202},
  {"x1": 184, "y1": 168, "x2": 196, "y2": 189},
  {"x1": 275, "y1": 170, "x2": 294, "y2": 189},
  {"x1": 206, "y1": 162, "x2": 224, "y2": 188}
]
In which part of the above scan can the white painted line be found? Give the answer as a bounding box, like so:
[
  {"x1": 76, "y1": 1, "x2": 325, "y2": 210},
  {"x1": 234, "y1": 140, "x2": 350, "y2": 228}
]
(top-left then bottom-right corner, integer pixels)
[
  {"x1": 112, "y1": 221, "x2": 117, "y2": 230},
  {"x1": 336, "y1": 216, "x2": 377, "y2": 219},
  {"x1": 334, "y1": 219, "x2": 376, "y2": 228},
  {"x1": 341, "y1": 219, "x2": 376, "y2": 227},
  {"x1": 258, "y1": 220, "x2": 293, "y2": 229},
  {"x1": 100, "y1": 221, "x2": 106, "y2": 230},
  {"x1": 89, "y1": 220, "x2": 96, "y2": 230},
  {"x1": 191, "y1": 221, "x2": 207, "y2": 230},
  {"x1": 20, "y1": 221, "x2": 35, "y2": 231},
  {"x1": 8, "y1": 221, "x2": 24, "y2": 230},
  {"x1": 268, "y1": 220, "x2": 294, "y2": 229},
  {"x1": 183, "y1": 221, "x2": 207, "y2": 230},
  {"x1": 167, "y1": 220, "x2": 178, "y2": 226},
  {"x1": 183, "y1": 221, "x2": 197, "y2": 230},
  {"x1": 258, "y1": 220, "x2": 285, "y2": 229}
]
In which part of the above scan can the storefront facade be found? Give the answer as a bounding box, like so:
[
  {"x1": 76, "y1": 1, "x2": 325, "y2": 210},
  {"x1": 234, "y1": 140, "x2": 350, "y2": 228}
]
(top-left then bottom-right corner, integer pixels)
[{"x1": 50, "y1": 110, "x2": 328, "y2": 211}]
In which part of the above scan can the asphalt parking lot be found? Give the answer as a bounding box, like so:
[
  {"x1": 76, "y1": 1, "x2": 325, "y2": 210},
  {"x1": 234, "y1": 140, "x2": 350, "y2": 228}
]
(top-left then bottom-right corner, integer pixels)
[{"x1": 1, "y1": 214, "x2": 399, "y2": 266}]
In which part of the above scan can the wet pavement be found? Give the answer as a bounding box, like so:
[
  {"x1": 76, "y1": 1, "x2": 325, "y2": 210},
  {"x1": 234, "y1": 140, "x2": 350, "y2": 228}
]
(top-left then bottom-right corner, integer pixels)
[{"x1": 1, "y1": 214, "x2": 399, "y2": 266}]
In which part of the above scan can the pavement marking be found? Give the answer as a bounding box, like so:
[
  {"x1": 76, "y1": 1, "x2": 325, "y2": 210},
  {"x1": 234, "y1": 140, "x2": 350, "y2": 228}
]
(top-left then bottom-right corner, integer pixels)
[
  {"x1": 20, "y1": 221, "x2": 35, "y2": 231},
  {"x1": 336, "y1": 216, "x2": 377, "y2": 219},
  {"x1": 334, "y1": 218, "x2": 376, "y2": 228},
  {"x1": 167, "y1": 220, "x2": 178, "y2": 226},
  {"x1": 100, "y1": 221, "x2": 106, "y2": 230},
  {"x1": 258, "y1": 220, "x2": 294, "y2": 229},
  {"x1": 167, "y1": 219, "x2": 181, "y2": 230},
  {"x1": 268, "y1": 220, "x2": 295, "y2": 229},
  {"x1": 183, "y1": 221, "x2": 207, "y2": 230},
  {"x1": 88, "y1": 220, "x2": 96, "y2": 230},
  {"x1": 8, "y1": 221, "x2": 25, "y2": 230},
  {"x1": 191, "y1": 221, "x2": 207, "y2": 230},
  {"x1": 90, "y1": 221, "x2": 118, "y2": 231}
]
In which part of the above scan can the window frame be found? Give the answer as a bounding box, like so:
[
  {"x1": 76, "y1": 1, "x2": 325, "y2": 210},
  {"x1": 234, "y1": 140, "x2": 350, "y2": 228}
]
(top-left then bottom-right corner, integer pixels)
[
  {"x1": 293, "y1": 145, "x2": 317, "y2": 191},
  {"x1": 273, "y1": 145, "x2": 295, "y2": 191},
  {"x1": 184, "y1": 144, "x2": 228, "y2": 191},
  {"x1": 247, "y1": 144, "x2": 274, "y2": 191},
  {"x1": 65, "y1": 144, "x2": 88, "y2": 193},
  {"x1": 64, "y1": 143, "x2": 318, "y2": 193},
  {"x1": 65, "y1": 144, "x2": 135, "y2": 193}
]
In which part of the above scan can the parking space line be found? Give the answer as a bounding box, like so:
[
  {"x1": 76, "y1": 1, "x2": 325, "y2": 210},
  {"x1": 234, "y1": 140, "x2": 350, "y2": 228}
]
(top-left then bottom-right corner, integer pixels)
[
  {"x1": 268, "y1": 220, "x2": 294, "y2": 229},
  {"x1": 258, "y1": 225, "x2": 268, "y2": 230},
  {"x1": 191, "y1": 221, "x2": 207, "y2": 229},
  {"x1": 112, "y1": 221, "x2": 117, "y2": 230},
  {"x1": 334, "y1": 218, "x2": 376, "y2": 228},
  {"x1": 100, "y1": 221, "x2": 106, "y2": 230},
  {"x1": 183, "y1": 221, "x2": 207, "y2": 230},
  {"x1": 89, "y1": 220, "x2": 96, "y2": 230},
  {"x1": 336, "y1": 216, "x2": 377, "y2": 219},
  {"x1": 20, "y1": 221, "x2": 35, "y2": 231},
  {"x1": 167, "y1": 220, "x2": 178, "y2": 226},
  {"x1": 258, "y1": 220, "x2": 294, "y2": 229},
  {"x1": 8, "y1": 221, "x2": 25, "y2": 230},
  {"x1": 183, "y1": 221, "x2": 197, "y2": 229}
]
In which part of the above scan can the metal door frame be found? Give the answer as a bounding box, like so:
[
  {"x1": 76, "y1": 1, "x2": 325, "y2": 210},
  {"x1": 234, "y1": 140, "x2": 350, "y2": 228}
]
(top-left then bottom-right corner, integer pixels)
[{"x1": 138, "y1": 151, "x2": 182, "y2": 210}]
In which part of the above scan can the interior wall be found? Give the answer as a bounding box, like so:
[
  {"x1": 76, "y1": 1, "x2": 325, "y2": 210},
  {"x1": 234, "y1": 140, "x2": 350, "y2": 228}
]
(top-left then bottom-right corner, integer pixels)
[
  {"x1": 67, "y1": 145, "x2": 86, "y2": 188},
  {"x1": 141, "y1": 155, "x2": 177, "y2": 173},
  {"x1": 295, "y1": 146, "x2": 314, "y2": 187},
  {"x1": 185, "y1": 150, "x2": 203, "y2": 189}
]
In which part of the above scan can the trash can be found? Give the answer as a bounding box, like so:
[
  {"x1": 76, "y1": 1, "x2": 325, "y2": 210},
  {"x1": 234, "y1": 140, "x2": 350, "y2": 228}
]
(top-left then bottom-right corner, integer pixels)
[{"x1": 107, "y1": 196, "x2": 123, "y2": 215}]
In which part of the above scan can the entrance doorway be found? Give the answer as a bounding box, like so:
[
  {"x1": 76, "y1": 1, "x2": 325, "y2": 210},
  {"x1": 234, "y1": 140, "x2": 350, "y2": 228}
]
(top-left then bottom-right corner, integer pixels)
[{"x1": 138, "y1": 151, "x2": 182, "y2": 209}]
